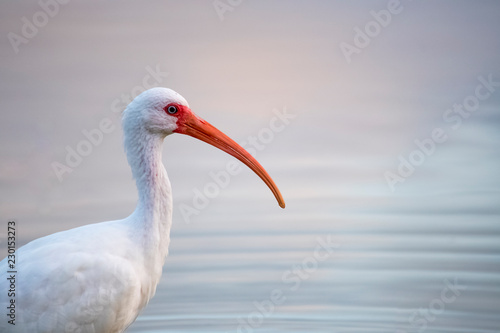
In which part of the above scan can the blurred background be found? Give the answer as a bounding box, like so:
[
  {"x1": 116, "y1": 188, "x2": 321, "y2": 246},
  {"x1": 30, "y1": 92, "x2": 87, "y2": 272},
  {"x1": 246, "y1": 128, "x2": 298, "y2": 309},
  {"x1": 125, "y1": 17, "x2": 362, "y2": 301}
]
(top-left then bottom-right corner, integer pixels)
[{"x1": 1, "y1": 1, "x2": 499, "y2": 332}]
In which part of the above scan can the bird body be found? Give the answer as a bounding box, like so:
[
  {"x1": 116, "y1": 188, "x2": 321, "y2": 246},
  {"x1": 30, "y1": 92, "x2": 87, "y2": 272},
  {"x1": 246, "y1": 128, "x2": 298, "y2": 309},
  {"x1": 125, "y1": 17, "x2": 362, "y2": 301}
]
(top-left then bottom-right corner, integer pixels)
[
  {"x1": 0, "y1": 88, "x2": 284, "y2": 332},
  {"x1": 1, "y1": 219, "x2": 158, "y2": 332}
]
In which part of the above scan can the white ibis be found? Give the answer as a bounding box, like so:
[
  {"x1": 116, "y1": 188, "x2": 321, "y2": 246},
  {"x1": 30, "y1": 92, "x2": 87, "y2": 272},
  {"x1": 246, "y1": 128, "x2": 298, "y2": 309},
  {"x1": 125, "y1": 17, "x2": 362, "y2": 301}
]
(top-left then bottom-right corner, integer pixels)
[{"x1": 0, "y1": 88, "x2": 285, "y2": 332}]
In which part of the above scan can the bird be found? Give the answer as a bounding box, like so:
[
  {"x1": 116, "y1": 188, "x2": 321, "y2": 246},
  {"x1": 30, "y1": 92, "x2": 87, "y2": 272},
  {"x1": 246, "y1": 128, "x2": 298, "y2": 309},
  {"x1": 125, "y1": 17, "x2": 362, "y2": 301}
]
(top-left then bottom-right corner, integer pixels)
[{"x1": 0, "y1": 87, "x2": 285, "y2": 333}]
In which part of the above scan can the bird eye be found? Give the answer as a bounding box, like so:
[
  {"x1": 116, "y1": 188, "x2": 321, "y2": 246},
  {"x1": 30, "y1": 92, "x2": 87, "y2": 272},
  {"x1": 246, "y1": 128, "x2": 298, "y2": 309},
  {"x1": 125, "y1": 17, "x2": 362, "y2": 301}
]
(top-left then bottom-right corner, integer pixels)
[{"x1": 167, "y1": 105, "x2": 178, "y2": 114}]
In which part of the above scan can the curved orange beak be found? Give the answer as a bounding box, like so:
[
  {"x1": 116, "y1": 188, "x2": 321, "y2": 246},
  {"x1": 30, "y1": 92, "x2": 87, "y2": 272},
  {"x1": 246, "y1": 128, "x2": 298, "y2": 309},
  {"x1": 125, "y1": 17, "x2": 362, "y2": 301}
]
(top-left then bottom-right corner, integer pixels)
[{"x1": 174, "y1": 110, "x2": 285, "y2": 208}]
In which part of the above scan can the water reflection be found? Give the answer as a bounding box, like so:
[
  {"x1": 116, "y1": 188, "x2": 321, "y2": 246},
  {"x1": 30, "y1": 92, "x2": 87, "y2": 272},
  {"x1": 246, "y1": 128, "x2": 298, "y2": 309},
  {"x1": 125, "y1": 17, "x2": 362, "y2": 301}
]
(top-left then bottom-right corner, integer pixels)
[{"x1": 127, "y1": 212, "x2": 500, "y2": 332}]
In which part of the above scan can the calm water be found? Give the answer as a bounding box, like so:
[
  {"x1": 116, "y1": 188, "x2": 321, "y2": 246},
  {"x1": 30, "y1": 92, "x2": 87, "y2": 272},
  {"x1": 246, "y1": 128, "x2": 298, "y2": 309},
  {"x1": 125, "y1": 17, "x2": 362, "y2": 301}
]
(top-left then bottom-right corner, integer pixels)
[
  {"x1": 125, "y1": 211, "x2": 500, "y2": 332},
  {"x1": 8, "y1": 175, "x2": 500, "y2": 332}
]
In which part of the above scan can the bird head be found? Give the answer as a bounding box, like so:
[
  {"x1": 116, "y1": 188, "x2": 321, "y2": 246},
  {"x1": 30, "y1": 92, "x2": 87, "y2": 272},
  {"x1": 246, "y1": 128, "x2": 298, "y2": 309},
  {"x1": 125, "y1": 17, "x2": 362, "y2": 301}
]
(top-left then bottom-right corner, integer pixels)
[{"x1": 123, "y1": 87, "x2": 285, "y2": 208}]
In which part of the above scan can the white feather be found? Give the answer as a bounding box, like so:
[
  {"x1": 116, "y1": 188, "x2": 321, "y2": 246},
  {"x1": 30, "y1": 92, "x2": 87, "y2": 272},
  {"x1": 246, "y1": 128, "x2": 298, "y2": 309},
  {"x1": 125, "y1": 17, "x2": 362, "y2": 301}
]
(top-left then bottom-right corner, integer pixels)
[{"x1": 0, "y1": 88, "x2": 186, "y2": 332}]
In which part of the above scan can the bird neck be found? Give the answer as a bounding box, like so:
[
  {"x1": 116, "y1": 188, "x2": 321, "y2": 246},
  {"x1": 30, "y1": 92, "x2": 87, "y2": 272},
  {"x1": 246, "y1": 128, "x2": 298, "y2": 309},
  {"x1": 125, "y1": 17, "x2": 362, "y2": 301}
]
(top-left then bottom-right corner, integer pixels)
[{"x1": 124, "y1": 129, "x2": 173, "y2": 262}]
